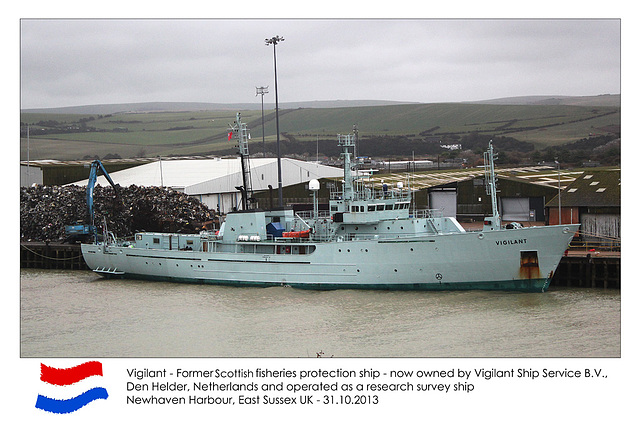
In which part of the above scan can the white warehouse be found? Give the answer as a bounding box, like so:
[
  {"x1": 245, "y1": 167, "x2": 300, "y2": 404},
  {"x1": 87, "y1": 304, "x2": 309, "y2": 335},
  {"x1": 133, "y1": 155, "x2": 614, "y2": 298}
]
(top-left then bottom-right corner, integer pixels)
[{"x1": 71, "y1": 157, "x2": 343, "y2": 213}]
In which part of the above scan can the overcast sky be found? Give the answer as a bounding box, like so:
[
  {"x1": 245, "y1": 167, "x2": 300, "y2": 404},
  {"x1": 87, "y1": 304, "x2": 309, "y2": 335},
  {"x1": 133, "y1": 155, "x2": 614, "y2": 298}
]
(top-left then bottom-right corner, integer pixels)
[{"x1": 20, "y1": 19, "x2": 620, "y2": 109}]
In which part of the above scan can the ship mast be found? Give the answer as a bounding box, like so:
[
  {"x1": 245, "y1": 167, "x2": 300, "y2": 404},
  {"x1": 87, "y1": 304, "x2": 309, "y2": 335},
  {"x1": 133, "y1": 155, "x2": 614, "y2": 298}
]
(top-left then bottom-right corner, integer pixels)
[
  {"x1": 483, "y1": 141, "x2": 501, "y2": 230},
  {"x1": 229, "y1": 112, "x2": 253, "y2": 211},
  {"x1": 338, "y1": 132, "x2": 356, "y2": 202}
]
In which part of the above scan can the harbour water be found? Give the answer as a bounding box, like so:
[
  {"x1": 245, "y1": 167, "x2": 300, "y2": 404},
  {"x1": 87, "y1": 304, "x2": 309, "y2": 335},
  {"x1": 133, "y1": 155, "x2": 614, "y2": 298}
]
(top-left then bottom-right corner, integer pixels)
[{"x1": 20, "y1": 269, "x2": 621, "y2": 358}]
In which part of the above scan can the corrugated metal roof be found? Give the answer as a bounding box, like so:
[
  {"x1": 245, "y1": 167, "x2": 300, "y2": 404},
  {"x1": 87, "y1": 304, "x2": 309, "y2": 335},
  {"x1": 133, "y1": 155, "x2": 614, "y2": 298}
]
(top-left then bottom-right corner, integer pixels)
[
  {"x1": 546, "y1": 169, "x2": 620, "y2": 207},
  {"x1": 364, "y1": 166, "x2": 577, "y2": 191}
]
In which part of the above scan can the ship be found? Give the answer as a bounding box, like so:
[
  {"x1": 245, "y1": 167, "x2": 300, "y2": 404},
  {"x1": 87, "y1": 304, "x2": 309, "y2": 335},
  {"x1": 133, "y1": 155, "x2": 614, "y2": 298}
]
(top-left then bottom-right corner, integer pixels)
[{"x1": 81, "y1": 113, "x2": 578, "y2": 292}]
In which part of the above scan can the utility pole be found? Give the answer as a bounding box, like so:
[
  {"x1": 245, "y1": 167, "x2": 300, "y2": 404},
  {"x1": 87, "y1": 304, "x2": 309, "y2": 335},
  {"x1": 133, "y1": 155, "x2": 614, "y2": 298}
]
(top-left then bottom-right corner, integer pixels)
[{"x1": 255, "y1": 86, "x2": 269, "y2": 158}]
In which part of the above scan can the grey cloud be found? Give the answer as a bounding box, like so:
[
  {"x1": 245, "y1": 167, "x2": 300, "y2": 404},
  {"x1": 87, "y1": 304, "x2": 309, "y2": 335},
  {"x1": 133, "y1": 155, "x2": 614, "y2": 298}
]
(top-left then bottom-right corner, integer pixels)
[{"x1": 20, "y1": 19, "x2": 620, "y2": 109}]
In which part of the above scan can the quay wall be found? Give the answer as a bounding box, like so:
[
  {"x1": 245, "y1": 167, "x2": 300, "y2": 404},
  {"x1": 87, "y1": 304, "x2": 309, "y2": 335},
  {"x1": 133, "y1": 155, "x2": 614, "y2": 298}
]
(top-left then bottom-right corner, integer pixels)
[
  {"x1": 550, "y1": 253, "x2": 620, "y2": 289},
  {"x1": 19, "y1": 242, "x2": 620, "y2": 289},
  {"x1": 20, "y1": 242, "x2": 89, "y2": 270}
]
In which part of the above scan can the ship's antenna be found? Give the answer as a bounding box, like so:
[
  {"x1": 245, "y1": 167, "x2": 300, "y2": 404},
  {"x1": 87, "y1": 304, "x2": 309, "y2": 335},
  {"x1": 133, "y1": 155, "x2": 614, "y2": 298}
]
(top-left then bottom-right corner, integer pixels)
[
  {"x1": 229, "y1": 112, "x2": 253, "y2": 211},
  {"x1": 337, "y1": 133, "x2": 355, "y2": 202},
  {"x1": 352, "y1": 124, "x2": 359, "y2": 170},
  {"x1": 483, "y1": 141, "x2": 501, "y2": 228},
  {"x1": 411, "y1": 151, "x2": 415, "y2": 214}
]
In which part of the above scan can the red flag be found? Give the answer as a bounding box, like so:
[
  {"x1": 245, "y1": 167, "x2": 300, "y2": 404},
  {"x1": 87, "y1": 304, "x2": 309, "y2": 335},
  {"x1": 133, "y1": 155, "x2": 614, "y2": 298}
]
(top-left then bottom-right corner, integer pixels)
[
  {"x1": 228, "y1": 131, "x2": 233, "y2": 141},
  {"x1": 40, "y1": 361, "x2": 103, "y2": 386}
]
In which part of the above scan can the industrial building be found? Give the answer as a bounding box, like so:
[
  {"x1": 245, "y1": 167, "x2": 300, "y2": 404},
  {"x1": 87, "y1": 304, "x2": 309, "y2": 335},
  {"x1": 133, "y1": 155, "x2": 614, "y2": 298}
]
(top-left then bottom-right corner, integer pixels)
[
  {"x1": 359, "y1": 165, "x2": 576, "y2": 225},
  {"x1": 69, "y1": 157, "x2": 343, "y2": 213},
  {"x1": 20, "y1": 164, "x2": 43, "y2": 186},
  {"x1": 20, "y1": 158, "x2": 144, "y2": 187},
  {"x1": 545, "y1": 169, "x2": 621, "y2": 242},
  {"x1": 427, "y1": 175, "x2": 561, "y2": 223}
]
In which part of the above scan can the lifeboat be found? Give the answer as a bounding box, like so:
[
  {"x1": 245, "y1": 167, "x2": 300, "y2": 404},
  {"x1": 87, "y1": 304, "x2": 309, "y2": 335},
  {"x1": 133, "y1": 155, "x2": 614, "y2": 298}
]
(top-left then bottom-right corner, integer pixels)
[{"x1": 282, "y1": 229, "x2": 311, "y2": 239}]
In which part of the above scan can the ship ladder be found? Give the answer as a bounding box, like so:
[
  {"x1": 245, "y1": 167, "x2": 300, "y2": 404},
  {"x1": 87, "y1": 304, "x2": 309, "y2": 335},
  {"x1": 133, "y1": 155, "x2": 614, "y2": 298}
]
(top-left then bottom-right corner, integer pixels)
[{"x1": 93, "y1": 266, "x2": 125, "y2": 276}]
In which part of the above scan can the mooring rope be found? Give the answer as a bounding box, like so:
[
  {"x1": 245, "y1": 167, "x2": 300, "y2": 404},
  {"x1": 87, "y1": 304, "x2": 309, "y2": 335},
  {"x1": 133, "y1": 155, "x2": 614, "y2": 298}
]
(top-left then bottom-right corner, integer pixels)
[
  {"x1": 576, "y1": 230, "x2": 621, "y2": 242},
  {"x1": 20, "y1": 243, "x2": 85, "y2": 261}
]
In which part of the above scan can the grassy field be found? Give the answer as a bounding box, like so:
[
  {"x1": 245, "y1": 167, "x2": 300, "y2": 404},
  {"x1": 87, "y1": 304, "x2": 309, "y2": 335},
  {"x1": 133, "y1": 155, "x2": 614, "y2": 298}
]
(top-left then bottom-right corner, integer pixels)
[
  {"x1": 276, "y1": 103, "x2": 619, "y2": 145},
  {"x1": 20, "y1": 103, "x2": 620, "y2": 161}
]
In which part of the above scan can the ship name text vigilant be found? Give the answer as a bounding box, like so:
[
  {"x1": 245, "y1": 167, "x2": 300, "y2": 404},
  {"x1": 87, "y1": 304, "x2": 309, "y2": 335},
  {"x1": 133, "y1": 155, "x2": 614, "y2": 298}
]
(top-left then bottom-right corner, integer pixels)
[{"x1": 495, "y1": 238, "x2": 527, "y2": 246}]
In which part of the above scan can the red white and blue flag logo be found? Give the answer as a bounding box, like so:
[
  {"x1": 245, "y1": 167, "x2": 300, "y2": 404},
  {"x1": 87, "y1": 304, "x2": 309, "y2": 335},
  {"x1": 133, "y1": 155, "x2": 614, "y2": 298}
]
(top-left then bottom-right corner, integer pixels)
[{"x1": 35, "y1": 361, "x2": 108, "y2": 414}]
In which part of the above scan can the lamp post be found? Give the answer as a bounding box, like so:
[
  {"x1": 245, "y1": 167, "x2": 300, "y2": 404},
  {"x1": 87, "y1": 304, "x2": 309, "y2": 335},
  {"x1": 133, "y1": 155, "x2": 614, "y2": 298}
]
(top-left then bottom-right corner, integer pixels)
[
  {"x1": 265, "y1": 35, "x2": 284, "y2": 207},
  {"x1": 556, "y1": 158, "x2": 561, "y2": 225},
  {"x1": 255, "y1": 86, "x2": 269, "y2": 158},
  {"x1": 26, "y1": 125, "x2": 30, "y2": 185}
]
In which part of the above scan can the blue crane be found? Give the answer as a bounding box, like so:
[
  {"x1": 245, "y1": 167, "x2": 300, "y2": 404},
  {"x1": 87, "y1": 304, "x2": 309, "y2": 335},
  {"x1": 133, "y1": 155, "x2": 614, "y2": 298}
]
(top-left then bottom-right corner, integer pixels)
[{"x1": 65, "y1": 160, "x2": 119, "y2": 242}]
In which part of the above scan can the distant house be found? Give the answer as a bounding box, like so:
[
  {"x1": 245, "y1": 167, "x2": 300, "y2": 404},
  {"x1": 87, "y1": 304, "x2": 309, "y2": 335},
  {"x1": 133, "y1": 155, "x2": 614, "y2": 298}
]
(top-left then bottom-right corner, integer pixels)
[{"x1": 545, "y1": 169, "x2": 620, "y2": 241}]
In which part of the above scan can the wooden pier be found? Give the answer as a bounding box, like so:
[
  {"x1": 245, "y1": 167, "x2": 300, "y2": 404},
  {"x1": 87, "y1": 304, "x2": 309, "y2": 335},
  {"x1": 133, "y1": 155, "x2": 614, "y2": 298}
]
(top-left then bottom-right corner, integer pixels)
[{"x1": 550, "y1": 251, "x2": 620, "y2": 289}]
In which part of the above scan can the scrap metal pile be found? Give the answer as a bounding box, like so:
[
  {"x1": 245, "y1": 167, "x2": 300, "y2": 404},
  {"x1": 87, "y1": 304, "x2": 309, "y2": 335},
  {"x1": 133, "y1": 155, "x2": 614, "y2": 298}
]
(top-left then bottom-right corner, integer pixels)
[{"x1": 20, "y1": 184, "x2": 212, "y2": 242}]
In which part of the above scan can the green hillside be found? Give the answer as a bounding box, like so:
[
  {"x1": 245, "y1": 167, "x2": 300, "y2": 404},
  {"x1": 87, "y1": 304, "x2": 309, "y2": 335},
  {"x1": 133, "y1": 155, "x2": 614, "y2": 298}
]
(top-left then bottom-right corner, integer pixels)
[
  {"x1": 276, "y1": 103, "x2": 618, "y2": 145},
  {"x1": 20, "y1": 102, "x2": 620, "y2": 162}
]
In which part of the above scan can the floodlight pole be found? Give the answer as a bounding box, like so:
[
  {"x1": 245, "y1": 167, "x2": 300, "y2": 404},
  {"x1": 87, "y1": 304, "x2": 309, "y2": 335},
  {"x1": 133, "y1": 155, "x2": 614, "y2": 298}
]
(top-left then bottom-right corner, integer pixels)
[
  {"x1": 556, "y1": 158, "x2": 562, "y2": 225},
  {"x1": 266, "y1": 35, "x2": 284, "y2": 207},
  {"x1": 26, "y1": 125, "x2": 30, "y2": 184},
  {"x1": 256, "y1": 86, "x2": 269, "y2": 158}
]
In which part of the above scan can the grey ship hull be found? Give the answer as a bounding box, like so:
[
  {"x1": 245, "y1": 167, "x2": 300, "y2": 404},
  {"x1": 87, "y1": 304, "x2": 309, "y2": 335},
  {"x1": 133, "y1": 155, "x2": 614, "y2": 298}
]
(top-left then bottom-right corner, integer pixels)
[{"x1": 81, "y1": 224, "x2": 577, "y2": 292}]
